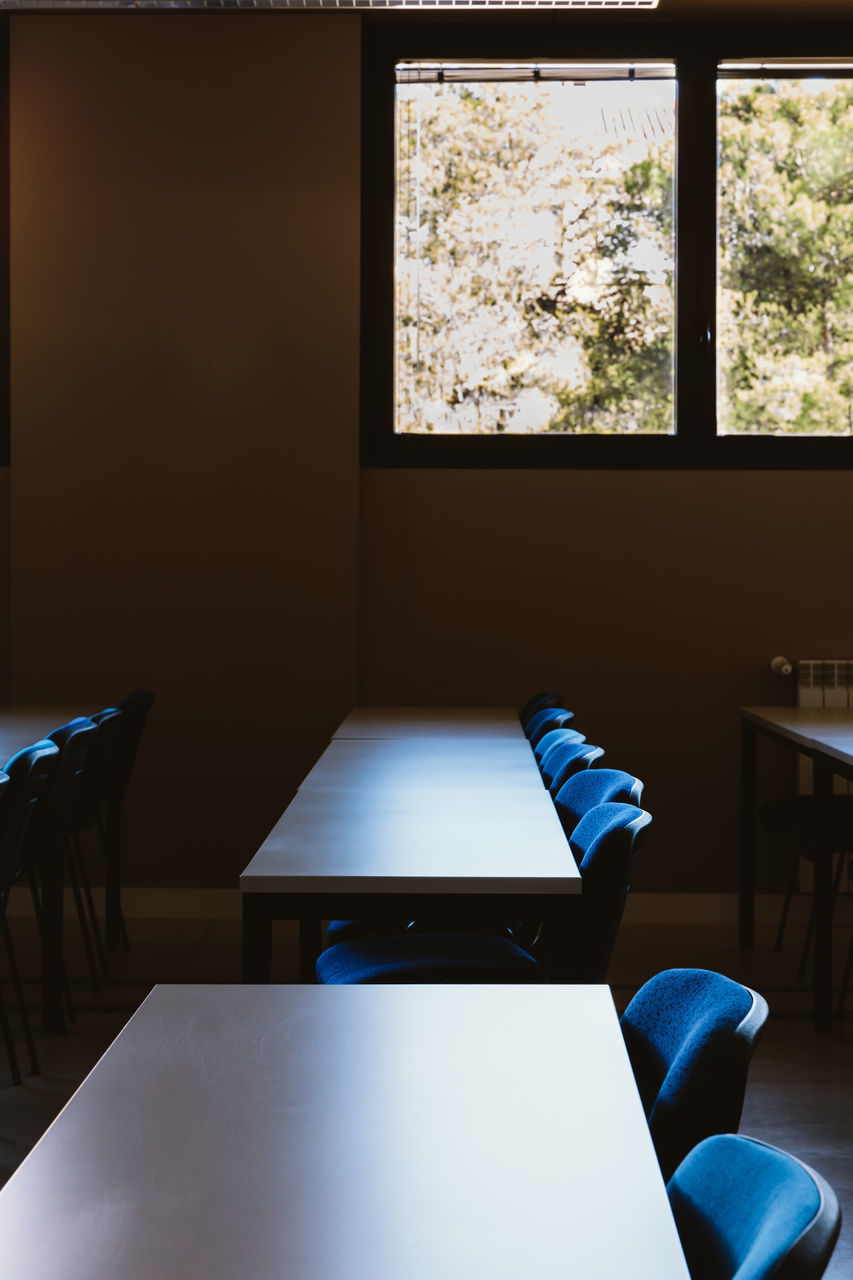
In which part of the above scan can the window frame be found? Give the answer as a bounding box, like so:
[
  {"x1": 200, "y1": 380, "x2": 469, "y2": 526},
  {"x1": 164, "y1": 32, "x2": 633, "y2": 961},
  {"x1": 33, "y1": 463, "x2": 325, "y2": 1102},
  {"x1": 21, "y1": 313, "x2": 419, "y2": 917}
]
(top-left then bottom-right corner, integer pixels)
[{"x1": 360, "y1": 17, "x2": 853, "y2": 469}]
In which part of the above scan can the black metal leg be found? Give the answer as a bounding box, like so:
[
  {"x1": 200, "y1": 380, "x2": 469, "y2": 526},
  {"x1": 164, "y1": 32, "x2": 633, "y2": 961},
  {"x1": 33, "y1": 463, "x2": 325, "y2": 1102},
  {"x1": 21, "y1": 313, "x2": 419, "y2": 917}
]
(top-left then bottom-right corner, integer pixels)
[
  {"x1": 812, "y1": 761, "x2": 833, "y2": 1033},
  {"x1": 99, "y1": 806, "x2": 129, "y2": 951},
  {"x1": 739, "y1": 719, "x2": 758, "y2": 950},
  {"x1": 39, "y1": 842, "x2": 67, "y2": 1035},
  {"x1": 242, "y1": 896, "x2": 274, "y2": 983}
]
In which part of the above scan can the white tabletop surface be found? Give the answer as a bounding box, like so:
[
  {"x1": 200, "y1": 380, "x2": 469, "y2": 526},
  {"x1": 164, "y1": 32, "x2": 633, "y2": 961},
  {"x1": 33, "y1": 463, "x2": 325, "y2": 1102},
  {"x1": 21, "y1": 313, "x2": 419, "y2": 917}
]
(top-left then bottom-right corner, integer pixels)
[
  {"x1": 299, "y1": 736, "x2": 545, "y2": 793},
  {"x1": 0, "y1": 984, "x2": 689, "y2": 1280},
  {"x1": 742, "y1": 705, "x2": 853, "y2": 769},
  {"x1": 241, "y1": 783, "x2": 579, "y2": 894},
  {"x1": 333, "y1": 706, "x2": 527, "y2": 740}
]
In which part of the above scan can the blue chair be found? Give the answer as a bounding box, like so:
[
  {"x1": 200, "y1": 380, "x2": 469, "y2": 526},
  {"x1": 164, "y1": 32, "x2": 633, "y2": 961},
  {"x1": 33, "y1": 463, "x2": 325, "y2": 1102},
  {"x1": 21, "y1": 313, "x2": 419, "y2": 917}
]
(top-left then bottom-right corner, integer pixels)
[
  {"x1": 315, "y1": 801, "x2": 650, "y2": 984},
  {"x1": 553, "y1": 768, "x2": 643, "y2": 834},
  {"x1": 519, "y1": 691, "x2": 564, "y2": 725},
  {"x1": 556, "y1": 801, "x2": 651, "y2": 982},
  {"x1": 526, "y1": 708, "x2": 575, "y2": 748},
  {"x1": 540, "y1": 739, "x2": 605, "y2": 795},
  {"x1": 668, "y1": 1134, "x2": 840, "y2": 1280},
  {"x1": 46, "y1": 718, "x2": 106, "y2": 992},
  {"x1": 533, "y1": 726, "x2": 586, "y2": 764},
  {"x1": 0, "y1": 740, "x2": 61, "y2": 1082},
  {"x1": 620, "y1": 969, "x2": 769, "y2": 1182}
]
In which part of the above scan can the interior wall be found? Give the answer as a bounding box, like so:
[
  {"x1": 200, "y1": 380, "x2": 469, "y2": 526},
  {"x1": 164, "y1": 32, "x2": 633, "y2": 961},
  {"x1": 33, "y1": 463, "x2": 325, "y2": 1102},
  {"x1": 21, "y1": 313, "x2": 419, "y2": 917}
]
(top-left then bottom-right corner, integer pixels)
[
  {"x1": 7, "y1": 11, "x2": 850, "y2": 899},
  {"x1": 9, "y1": 14, "x2": 361, "y2": 886},
  {"x1": 359, "y1": 468, "x2": 853, "y2": 892}
]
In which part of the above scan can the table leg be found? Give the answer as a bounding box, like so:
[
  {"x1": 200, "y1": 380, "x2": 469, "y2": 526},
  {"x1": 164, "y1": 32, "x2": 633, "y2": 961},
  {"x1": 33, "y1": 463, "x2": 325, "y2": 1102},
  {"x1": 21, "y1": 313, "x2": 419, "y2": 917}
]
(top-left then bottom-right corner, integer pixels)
[
  {"x1": 242, "y1": 896, "x2": 273, "y2": 983},
  {"x1": 812, "y1": 760, "x2": 833, "y2": 1033},
  {"x1": 739, "y1": 719, "x2": 758, "y2": 950}
]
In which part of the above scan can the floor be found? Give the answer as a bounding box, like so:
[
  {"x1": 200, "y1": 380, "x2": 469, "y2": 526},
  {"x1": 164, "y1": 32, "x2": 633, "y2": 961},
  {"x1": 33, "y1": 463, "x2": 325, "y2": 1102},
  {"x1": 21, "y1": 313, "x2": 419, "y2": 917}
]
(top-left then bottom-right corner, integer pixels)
[{"x1": 0, "y1": 914, "x2": 850, "y2": 1278}]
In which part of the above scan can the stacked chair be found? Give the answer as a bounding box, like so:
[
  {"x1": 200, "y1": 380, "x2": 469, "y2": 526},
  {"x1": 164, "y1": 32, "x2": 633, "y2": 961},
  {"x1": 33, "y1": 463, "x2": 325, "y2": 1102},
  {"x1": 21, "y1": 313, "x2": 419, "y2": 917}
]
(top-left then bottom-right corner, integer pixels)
[
  {"x1": 0, "y1": 691, "x2": 154, "y2": 1083},
  {"x1": 0, "y1": 739, "x2": 61, "y2": 1081}
]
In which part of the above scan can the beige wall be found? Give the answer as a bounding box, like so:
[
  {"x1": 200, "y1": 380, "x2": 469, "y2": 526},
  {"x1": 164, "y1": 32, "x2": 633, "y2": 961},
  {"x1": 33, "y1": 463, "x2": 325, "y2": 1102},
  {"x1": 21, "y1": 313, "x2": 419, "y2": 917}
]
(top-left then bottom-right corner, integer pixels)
[
  {"x1": 8, "y1": 14, "x2": 361, "y2": 885},
  {"x1": 5, "y1": 13, "x2": 852, "y2": 894}
]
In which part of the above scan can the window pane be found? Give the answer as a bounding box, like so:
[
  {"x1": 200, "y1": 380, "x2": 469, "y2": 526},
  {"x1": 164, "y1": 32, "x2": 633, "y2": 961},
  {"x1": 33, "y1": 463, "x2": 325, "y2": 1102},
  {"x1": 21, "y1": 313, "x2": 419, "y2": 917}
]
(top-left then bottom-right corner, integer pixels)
[
  {"x1": 394, "y1": 67, "x2": 675, "y2": 435},
  {"x1": 717, "y1": 77, "x2": 853, "y2": 435}
]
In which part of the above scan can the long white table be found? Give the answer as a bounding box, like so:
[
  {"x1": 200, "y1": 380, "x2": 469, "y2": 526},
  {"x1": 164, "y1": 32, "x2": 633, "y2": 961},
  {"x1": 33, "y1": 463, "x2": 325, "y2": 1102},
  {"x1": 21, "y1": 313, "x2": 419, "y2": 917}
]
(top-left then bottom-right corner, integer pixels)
[
  {"x1": 0, "y1": 983, "x2": 690, "y2": 1280},
  {"x1": 332, "y1": 706, "x2": 529, "y2": 740},
  {"x1": 740, "y1": 705, "x2": 853, "y2": 1032},
  {"x1": 241, "y1": 708, "x2": 579, "y2": 982}
]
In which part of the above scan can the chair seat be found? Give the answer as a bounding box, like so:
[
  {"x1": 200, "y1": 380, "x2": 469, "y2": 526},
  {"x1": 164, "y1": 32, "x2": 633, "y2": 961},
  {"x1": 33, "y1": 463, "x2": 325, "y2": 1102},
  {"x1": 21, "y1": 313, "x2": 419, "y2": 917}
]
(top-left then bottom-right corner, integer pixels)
[{"x1": 315, "y1": 932, "x2": 543, "y2": 984}]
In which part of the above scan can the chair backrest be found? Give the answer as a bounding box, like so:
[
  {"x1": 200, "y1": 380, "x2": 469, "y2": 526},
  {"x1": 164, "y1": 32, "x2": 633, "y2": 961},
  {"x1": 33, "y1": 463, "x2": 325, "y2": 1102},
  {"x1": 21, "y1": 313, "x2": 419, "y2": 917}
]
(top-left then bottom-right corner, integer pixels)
[
  {"x1": 620, "y1": 968, "x2": 769, "y2": 1183},
  {"x1": 527, "y1": 708, "x2": 575, "y2": 748},
  {"x1": 533, "y1": 726, "x2": 586, "y2": 764},
  {"x1": 0, "y1": 740, "x2": 61, "y2": 889},
  {"x1": 70, "y1": 708, "x2": 123, "y2": 831},
  {"x1": 553, "y1": 768, "x2": 644, "y2": 836},
  {"x1": 541, "y1": 740, "x2": 605, "y2": 794},
  {"x1": 560, "y1": 801, "x2": 651, "y2": 982},
  {"x1": 667, "y1": 1134, "x2": 840, "y2": 1280},
  {"x1": 45, "y1": 717, "x2": 100, "y2": 845},
  {"x1": 108, "y1": 690, "x2": 156, "y2": 804},
  {"x1": 519, "y1": 690, "x2": 564, "y2": 726}
]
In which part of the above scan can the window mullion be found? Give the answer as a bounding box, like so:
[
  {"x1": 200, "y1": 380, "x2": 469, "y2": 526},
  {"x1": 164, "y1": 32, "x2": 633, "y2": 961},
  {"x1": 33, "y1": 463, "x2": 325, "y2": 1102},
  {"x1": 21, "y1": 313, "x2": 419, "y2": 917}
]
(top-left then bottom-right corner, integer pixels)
[{"x1": 674, "y1": 44, "x2": 718, "y2": 450}]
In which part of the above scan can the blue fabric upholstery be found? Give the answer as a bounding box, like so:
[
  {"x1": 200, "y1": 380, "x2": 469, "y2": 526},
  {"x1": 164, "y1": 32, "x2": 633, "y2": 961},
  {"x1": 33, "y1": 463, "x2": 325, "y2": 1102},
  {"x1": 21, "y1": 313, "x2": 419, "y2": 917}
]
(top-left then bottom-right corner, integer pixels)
[
  {"x1": 315, "y1": 931, "x2": 542, "y2": 984},
  {"x1": 553, "y1": 768, "x2": 643, "y2": 836},
  {"x1": 519, "y1": 691, "x2": 564, "y2": 724},
  {"x1": 533, "y1": 727, "x2": 585, "y2": 764},
  {"x1": 668, "y1": 1134, "x2": 840, "y2": 1280},
  {"x1": 525, "y1": 707, "x2": 574, "y2": 745},
  {"x1": 620, "y1": 969, "x2": 768, "y2": 1182},
  {"x1": 317, "y1": 802, "x2": 650, "y2": 984},
  {"x1": 557, "y1": 802, "x2": 650, "y2": 982},
  {"x1": 540, "y1": 740, "x2": 605, "y2": 794}
]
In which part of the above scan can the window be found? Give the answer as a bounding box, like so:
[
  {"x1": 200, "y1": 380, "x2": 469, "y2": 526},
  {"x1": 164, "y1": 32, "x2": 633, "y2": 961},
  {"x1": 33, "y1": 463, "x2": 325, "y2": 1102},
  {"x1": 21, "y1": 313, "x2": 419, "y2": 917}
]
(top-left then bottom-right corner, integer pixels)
[
  {"x1": 395, "y1": 62, "x2": 676, "y2": 437},
  {"x1": 361, "y1": 20, "x2": 853, "y2": 467},
  {"x1": 717, "y1": 63, "x2": 853, "y2": 437}
]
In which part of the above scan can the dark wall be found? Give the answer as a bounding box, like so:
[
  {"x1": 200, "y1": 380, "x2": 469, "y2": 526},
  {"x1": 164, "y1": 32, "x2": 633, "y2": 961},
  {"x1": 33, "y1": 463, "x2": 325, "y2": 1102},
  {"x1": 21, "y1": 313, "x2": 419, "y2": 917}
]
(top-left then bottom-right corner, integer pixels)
[
  {"x1": 7, "y1": 13, "x2": 851, "y2": 894},
  {"x1": 9, "y1": 14, "x2": 361, "y2": 885}
]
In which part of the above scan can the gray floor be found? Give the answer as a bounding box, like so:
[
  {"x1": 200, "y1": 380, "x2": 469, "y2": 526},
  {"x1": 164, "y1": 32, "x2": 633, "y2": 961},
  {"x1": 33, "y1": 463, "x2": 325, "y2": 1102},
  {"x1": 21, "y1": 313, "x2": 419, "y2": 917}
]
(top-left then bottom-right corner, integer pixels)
[{"x1": 0, "y1": 915, "x2": 850, "y2": 1278}]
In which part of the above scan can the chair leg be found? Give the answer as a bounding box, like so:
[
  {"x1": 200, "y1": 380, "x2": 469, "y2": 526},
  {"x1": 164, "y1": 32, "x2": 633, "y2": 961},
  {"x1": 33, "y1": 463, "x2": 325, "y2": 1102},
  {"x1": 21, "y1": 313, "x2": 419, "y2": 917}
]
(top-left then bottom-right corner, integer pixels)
[
  {"x1": 69, "y1": 834, "x2": 110, "y2": 985},
  {"x1": 64, "y1": 847, "x2": 102, "y2": 991},
  {"x1": 98, "y1": 807, "x2": 130, "y2": 951},
  {"x1": 836, "y1": 925, "x2": 853, "y2": 1019},
  {"x1": 774, "y1": 849, "x2": 800, "y2": 951},
  {"x1": 28, "y1": 871, "x2": 75, "y2": 1024},
  {"x1": 0, "y1": 983, "x2": 22, "y2": 1086},
  {"x1": 798, "y1": 850, "x2": 846, "y2": 980},
  {"x1": 1, "y1": 915, "x2": 39, "y2": 1077}
]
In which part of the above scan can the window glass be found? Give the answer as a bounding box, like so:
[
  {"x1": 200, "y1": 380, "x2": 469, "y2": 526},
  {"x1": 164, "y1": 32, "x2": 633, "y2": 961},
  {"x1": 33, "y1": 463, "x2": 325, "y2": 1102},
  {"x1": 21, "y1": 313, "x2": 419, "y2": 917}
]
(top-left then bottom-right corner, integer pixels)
[
  {"x1": 717, "y1": 72, "x2": 853, "y2": 435},
  {"x1": 394, "y1": 63, "x2": 676, "y2": 436}
]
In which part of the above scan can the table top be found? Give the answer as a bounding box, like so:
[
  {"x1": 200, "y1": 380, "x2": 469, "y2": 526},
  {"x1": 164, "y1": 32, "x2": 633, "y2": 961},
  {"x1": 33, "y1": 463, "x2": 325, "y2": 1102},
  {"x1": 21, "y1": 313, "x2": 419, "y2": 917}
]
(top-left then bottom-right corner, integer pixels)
[
  {"x1": 241, "y1": 783, "x2": 579, "y2": 894},
  {"x1": 0, "y1": 706, "x2": 96, "y2": 766},
  {"x1": 0, "y1": 984, "x2": 689, "y2": 1280},
  {"x1": 333, "y1": 706, "x2": 527, "y2": 741},
  {"x1": 742, "y1": 705, "x2": 853, "y2": 769},
  {"x1": 299, "y1": 736, "x2": 545, "y2": 793}
]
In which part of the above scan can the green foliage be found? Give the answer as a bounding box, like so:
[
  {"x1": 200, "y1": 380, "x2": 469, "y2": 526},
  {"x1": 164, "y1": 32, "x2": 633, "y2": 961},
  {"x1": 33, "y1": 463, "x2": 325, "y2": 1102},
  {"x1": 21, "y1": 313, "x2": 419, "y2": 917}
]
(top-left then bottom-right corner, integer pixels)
[
  {"x1": 717, "y1": 78, "x2": 853, "y2": 434},
  {"x1": 396, "y1": 72, "x2": 853, "y2": 436}
]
